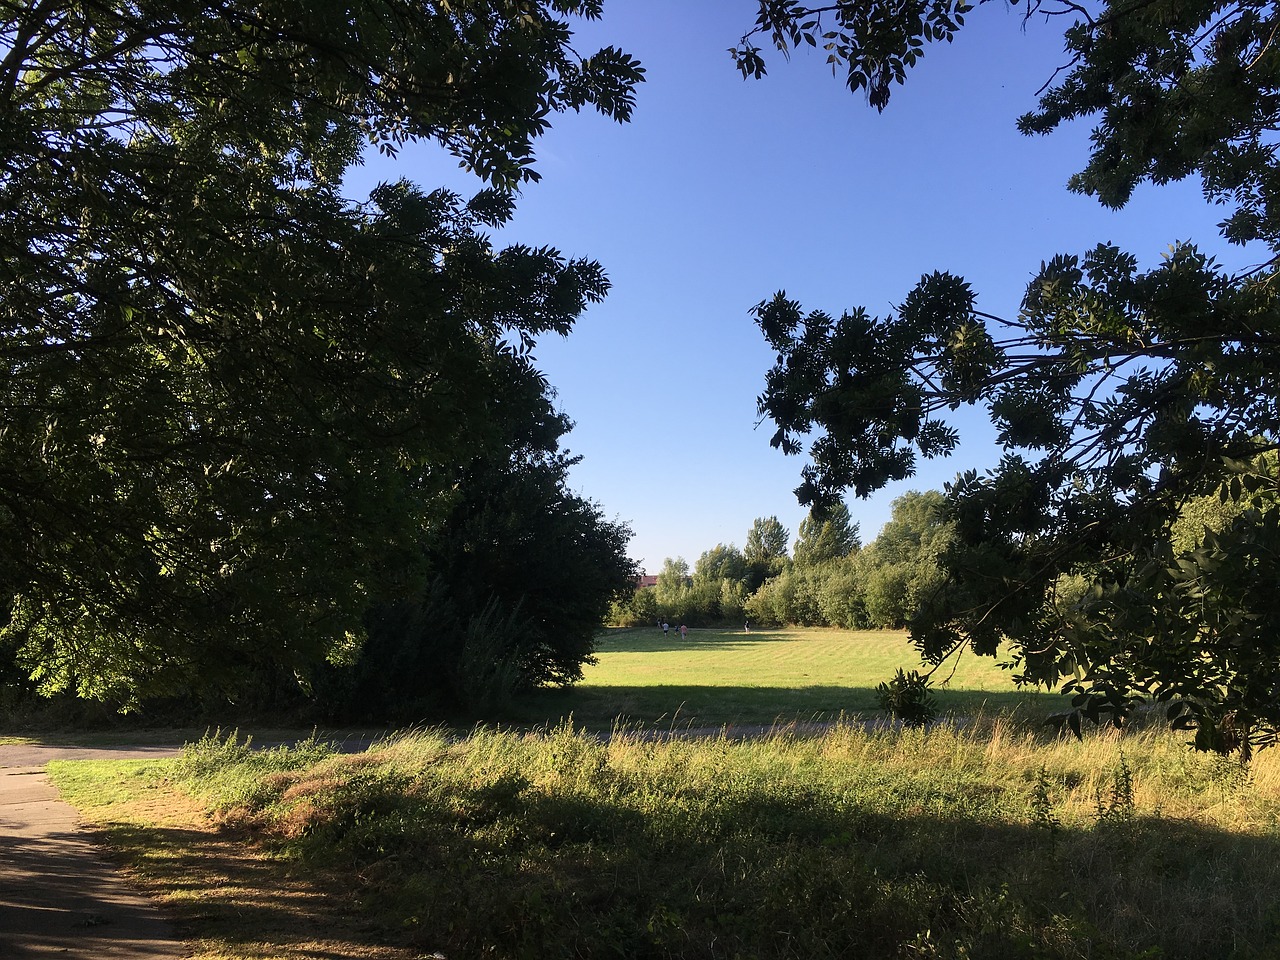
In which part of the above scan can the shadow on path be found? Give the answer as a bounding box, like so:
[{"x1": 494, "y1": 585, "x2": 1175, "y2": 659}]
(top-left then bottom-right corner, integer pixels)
[{"x1": 0, "y1": 765, "x2": 184, "y2": 959}]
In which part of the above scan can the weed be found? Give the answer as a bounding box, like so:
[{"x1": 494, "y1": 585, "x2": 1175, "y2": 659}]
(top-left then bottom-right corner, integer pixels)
[
  {"x1": 1093, "y1": 750, "x2": 1136, "y2": 826},
  {"x1": 170, "y1": 728, "x2": 337, "y2": 812},
  {"x1": 1029, "y1": 765, "x2": 1062, "y2": 850},
  {"x1": 1209, "y1": 752, "x2": 1255, "y2": 799}
]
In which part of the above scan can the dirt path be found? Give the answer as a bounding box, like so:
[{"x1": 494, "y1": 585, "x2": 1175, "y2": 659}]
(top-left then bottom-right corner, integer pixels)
[{"x1": 0, "y1": 743, "x2": 187, "y2": 959}]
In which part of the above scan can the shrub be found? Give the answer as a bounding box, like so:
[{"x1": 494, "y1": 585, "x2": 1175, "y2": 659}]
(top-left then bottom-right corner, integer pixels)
[{"x1": 875, "y1": 669, "x2": 938, "y2": 727}]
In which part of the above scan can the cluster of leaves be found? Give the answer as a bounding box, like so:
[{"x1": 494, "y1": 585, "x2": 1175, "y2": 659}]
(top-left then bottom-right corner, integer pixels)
[
  {"x1": 0, "y1": 2, "x2": 643, "y2": 705},
  {"x1": 874, "y1": 668, "x2": 939, "y2": 726},
  {"x1": 746, "y1": 0, "x2": 1280, "y2": 752},
  {"x1": 731, "y1": 0, "x2": 975, "y2": 110},
  {"x1": 1053, "y1": 465, "x2": 1280, "y2": 759}
]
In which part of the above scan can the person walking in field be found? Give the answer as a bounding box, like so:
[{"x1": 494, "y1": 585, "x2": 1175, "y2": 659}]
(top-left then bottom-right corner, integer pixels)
[
  {"x1": 662, "y1": 620, "x2": 669, "y2": 636},
  {"x1": 744, "y1": 619, "x2": 751, "y2": 633},
  {"x1": 680, "y1": 624, "x2": 688, "y2": 641}
]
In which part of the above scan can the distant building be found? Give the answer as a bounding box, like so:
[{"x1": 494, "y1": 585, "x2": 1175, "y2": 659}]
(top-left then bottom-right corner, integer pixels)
[{"x1": 635, "y1": 574, "x2": 659, "y2": 590}]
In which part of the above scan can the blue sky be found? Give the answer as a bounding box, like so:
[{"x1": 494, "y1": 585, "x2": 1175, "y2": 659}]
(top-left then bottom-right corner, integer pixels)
[{"x1": 349, "y1": 1, "x2": 1264, "y2": 573}]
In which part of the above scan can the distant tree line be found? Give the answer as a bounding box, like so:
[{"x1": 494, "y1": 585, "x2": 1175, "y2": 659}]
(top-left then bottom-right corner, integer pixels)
[
  {"x1": 614, "y1": 474, "x2": 1275, "y2": 642},
  {"x1": 611, "y1": 493, "x2": 952, "y2": 631}
]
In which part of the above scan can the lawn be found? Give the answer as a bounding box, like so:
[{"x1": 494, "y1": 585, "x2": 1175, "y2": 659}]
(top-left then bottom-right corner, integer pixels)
[{"x1": 515, "y1": 625, "x2": 1067, "y2": 728}]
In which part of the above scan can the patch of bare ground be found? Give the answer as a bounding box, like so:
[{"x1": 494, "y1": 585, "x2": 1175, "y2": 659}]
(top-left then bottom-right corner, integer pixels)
[{"x1": 80, "y1": 785, "x2": 419, "y2": 960}]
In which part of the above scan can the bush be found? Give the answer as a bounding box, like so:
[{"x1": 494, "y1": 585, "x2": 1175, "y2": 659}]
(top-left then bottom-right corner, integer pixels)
[
  {"x1": 874, "y1": 669, "x2": 938, "y2": 727},
  {"x1": 610, "y1": 586, "x2": 658, "y2": 626},
  {"x1": 450, "y1": 598, "x2": 528, "y2": 714}
]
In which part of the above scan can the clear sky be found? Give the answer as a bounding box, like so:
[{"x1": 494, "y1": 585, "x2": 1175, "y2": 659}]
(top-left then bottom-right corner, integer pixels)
[{"x1": 348, "y1": 1, "x2": 1264, "y2": 574}]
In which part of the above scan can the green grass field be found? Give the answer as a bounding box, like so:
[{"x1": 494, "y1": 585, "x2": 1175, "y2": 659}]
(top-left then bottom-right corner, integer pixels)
[
  {"x1": 516, "y1": 625, "x2": 1067, "y2": 728},
  {"x1": 51, "y1": 720, "x2": 1280, "y2": 960},
  {"x1": 42, "y1": 628, "x2": 1280, "y2": 960}
]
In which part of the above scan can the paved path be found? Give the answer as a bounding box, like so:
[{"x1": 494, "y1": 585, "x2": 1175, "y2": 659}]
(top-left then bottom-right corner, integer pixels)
[{"x1": 0, "y1": 744, "x2": 187, "y2": 959}]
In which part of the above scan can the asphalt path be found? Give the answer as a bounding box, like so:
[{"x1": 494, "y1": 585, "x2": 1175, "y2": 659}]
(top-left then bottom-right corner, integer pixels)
[{"x1": 0, "y1": 742, "x2": 187, "y2": 958}]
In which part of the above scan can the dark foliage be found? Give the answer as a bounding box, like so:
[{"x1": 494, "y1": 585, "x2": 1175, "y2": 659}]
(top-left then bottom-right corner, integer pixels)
[
  {"x1": 0, "y1": 2, "x2": 642, "y2": 704},
  {"x1": 321, "y1": 369, "x2": 636, "y2": 720},
  {"x1": 746, "y1": 0, "x2": 1280, "y2": 752}
]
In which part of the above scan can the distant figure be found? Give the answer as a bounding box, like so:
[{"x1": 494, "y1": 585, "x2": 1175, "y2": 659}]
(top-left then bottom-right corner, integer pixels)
[
  {"x1": 680, "y1": 624, "x2": 688, "y2": 640},
  {"x1": 744, "y1": 619, "x2": 751, "y2": 633},
  {"x1": 662, "y1": 620, "x2": 669, "y2": 636}
]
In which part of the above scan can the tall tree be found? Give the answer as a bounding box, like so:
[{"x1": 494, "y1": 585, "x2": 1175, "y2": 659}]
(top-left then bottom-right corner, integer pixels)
[
  {"x1": 655, "y1": 557, "x2": 694, "y2": 622},
  {"x1": 695, "y1": 544, "x2": 748, "y2": 584},
  {"x1": 745, "y1": 0, "x2": 1280, "y2": 752},
  {"x1": 744, "y1": 516, "x2": 790, "y2": 565},
  {"x1": 0, "y1": 2, "x2": 642, "y2": 704},
  {"x1": 690, "y1": 543, "x2": 750, "y2": 624},
  {"x1": 744, "y1": 515, "x2": 790, "y2": 590},
  {"x1": 792, "y1": 502, "x2": 860, "y2": 567}
]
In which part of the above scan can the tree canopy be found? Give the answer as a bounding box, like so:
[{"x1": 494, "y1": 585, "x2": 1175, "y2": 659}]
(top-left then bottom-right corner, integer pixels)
[
  {"x1": 745, "y1": 516, "x2": 790, "y2": 565},
  {"x1": 695, "y1": 544, "x2": 749, "y2": 585},
  {"x1": 792, "y1": 502, "x2": 860, "y2": 567},
  {"x1": 0, "y1": 1, "x2": 643, "y2": 704},
  {"x1": 746, "y1": 0, "x2": 1280, "y2": 753}
]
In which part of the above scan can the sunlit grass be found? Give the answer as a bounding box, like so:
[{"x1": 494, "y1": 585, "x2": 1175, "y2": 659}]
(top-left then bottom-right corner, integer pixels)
[
  {"x1": 42, "y1": 631, "x2": 1280, "y2": 958},
  {"x1": 49, "y1": 720, "x2": 1280, "y2": 960},
  {"x1": 515, "y1": 626, "x2": 1065, "y2": 727},
  {"x1": 50, "y1": 751, "x2": 413, "y2": 960}
]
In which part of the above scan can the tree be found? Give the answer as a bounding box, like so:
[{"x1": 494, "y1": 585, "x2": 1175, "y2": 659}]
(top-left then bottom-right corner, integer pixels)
[
  {"x1": 744, "y1": 515, "x2": 790, "y2": 590},
  {"x1": 655, "y1": 557, "x2": 694, "y2": 622},
  {"x1": 745, "y1": 516, "x2": 790, "y2": 563},
  {"x1": 816, "y1": 556, "x2": 866, "y2": 629},
  {"x1": 695, "y1": 543, "x2": 749, "y2": 585},
  {"x1": 0, "y1": 2, "x2": 643, "y2": 704},
  {"x1": 792, "y1": 502, "x2": 860, "y2": 567},
  {"x1": 864, "y1": 492, "x2": 949, "y2": 567},
  {"x1": 745, "y1": 0, "x2": 1280, "y2": 752},
  {"x1": 689, "y1": 543, "x2": 750, "y2": 622},
  {"x1": 327, "y1": 368, "x2": 636, "y2": 718},
  {"x1": 853, "y1": 491, "x2": 953, "y2": 629},
  {"x1": 607, "y1": 572, "x2": 661, "y2": 627},
  {"x1": 745, "y1": 564, "x2": 826, "y2": 626}
]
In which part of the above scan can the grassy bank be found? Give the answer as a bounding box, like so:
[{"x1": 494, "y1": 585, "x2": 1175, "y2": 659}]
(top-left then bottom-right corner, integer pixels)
[
  {"x1": 51, "y1": 720, "x2": 1280, "y2": 960},
  {"x1": 513, "y1": 626, "x2": 1065, "y2": 728}
]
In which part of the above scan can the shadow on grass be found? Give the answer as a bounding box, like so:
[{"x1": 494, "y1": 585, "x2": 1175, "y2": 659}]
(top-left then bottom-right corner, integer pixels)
[
  {"x1": 408, "y1": 793, "x2": 1280, "y2": 959},
  {"x1": 510, "y1": 683, "x2": 1071, "y2": 730},
  {"x1": 79, "y1": 821, "x2": 415, "y2": 959}
]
